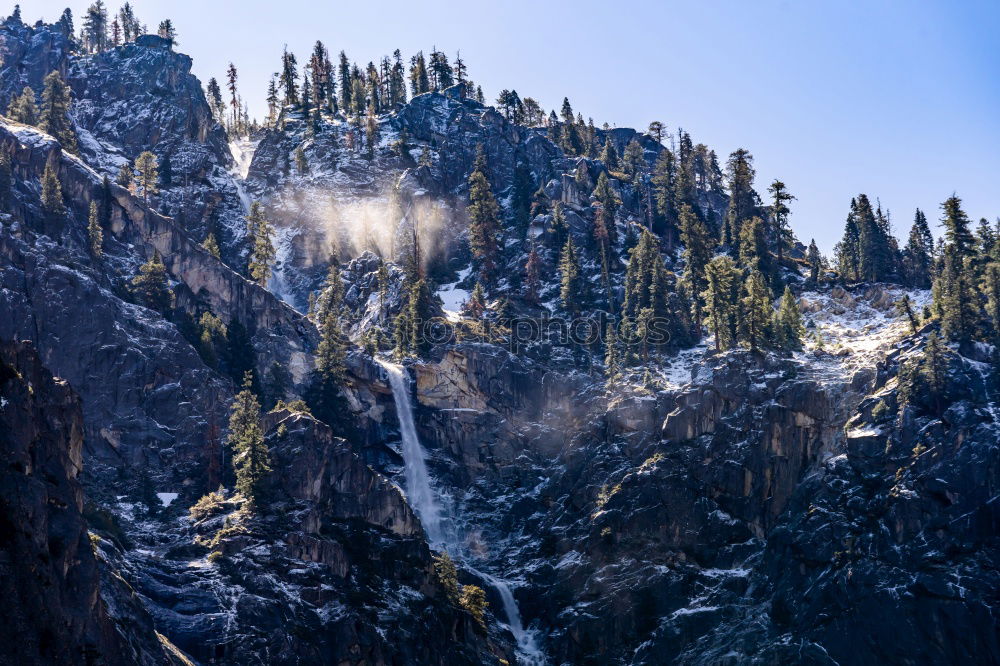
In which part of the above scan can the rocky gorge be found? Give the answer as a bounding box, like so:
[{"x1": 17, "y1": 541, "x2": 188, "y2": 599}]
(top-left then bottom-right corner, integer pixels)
[{"x1": 0, "y1": 8, "x2": 997, "y2": 666}]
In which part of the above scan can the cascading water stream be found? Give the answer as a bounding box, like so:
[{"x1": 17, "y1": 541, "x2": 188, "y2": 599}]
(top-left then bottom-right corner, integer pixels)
[
  {"x1": 377, "y1": 359, "x2": 546, "y2": 665},
  {"x1": 378, "y1": 359, "x2": 445, "y2": 545}
]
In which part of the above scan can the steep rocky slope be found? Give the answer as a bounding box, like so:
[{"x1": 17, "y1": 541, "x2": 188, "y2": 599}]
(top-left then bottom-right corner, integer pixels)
[
  {"x1": 0, "y1": 17, "x2": 248, "y2": 261},
  {"x1": 0, "y1": 340, "x2": 184, "y2": 665},
  {"x1": 0, "y1": 8, "x2": 997, "y2": 666}
]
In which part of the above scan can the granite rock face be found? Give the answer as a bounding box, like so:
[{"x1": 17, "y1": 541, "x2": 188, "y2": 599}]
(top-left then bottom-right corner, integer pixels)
[
  {"x1": 0, "y1": 340, "x2": 180, "y2": 666},
  {"x1": 1, "y1": 9, "x2": 998, "y2": 666},
  {"x1": 134, "y1": 409, "x2": 511, "y2": 666},
  {"x1": 0, "y1": 15, "x2": 249, "y2": 263}
]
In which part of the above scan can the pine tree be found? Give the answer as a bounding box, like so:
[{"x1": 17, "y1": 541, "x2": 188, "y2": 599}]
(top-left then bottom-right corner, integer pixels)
[
  {"x1": 279, "y1": 47, "x2": 299, "y2": 106},
  {"x1": 650, "y1": 148, "x2": 677, "y2": 242},
  {"x1": 301, "y1": 72, "x2": 313, "y2": 124},
  {"x1": 156, "y1": 19, "x2": 176, "y2": 44},
  {"x1": 622, "y1": 139, "x2": 645, "y2": 177},
  {"x1": 314, "y1": 263, "x2": 345, "y2": 325},
  {"x1": 767, "y1": 179, "x2": 795, "y2": 267},
  {"x1": 546, "y1": 202, "x2": 569, "y2": 257},
  {"x1": 854, "y1": 194, "x2": 895, "y2": 282},
  {"x1": 740, "y1": 270, "x2": 773, "y2": 351},
  {"x1": 116, "y1": 160, "x2": 134, "y2": 190},
  {"x1": 409, "y1": 52, "x2": 429, "y2": 96},
  {"x1": 936, "y1": 251, "x2": 977, "y2": 342},
  {"x1": 134, "y1": 151, "x2": 159, "y2": 203},
  {"x1": 39, "y1": 71, "x2": 78, "y2": 153},
  {"x1": 738, "y1": 216, "x2": 773, "y2": 285},
  {"x1": 227, "y1": 372, "x2": 271, "y2": 506},
  {"x1": 226, "y1": 63, "x2": 239, "y2": 132},
  {"x1": 41, "y1": 156, "x2": 64, "y2": 217},
  {"x1": 337, "y1": 51, "x2": 351, "y2": 112},
  {"x1": 807, "y1": 239, "x2": 822, "y2": 285},
  {"x1": 902, "y1": 208, "x2": 933, "y2": 288},
  {"x1": 206, "y1": 77, "x2": 226, "y2": 122},
  {"x1": 463, "y1": 282, "x2": 487, "y2": 318},
  {"x1": 246, "y1": 201, "x2": 275, "y2": 286},
  {"x1": 604, "y1": 323, "x2": 622, "y2": 379},
  {"x1": 558, "y1": 98, "x2": 581, "y2": 155},
  {"x1": 559, "y1": 237, "x2": 585, "y2": 315},
  {"x1": 265, "y1": 75, "x2": 279, "y2": 125},
  {"x1": 433, "y1": 552, "x2": 460, "y2": 602},
  {"x1": 679, "y1": 203, "x2": 713, "y2": 326},
  {"x1": 83, "y1": 1, "x2": 108, "y2": 53},
  {"x1": 774, "y1": 286, "x2": 803, "y2": 351},
  {"x1": 702, "y1": 255, "x2": 739, "y2": 351},
  {"x1": 87, "y1": 201, "x2": 103, "y2": 257},
  {"x1": 389, "y1": 50, "x2": 407, "y2": 107},
  {"x1": 202, "y1": 233, "x2": 221, "y2": 258},
  {"x1": 903, "y1": 331, "x2": 948, "y2": 415},
  {"x1": 309, "y1": 41, "x2": 332, "y2": 112},
  {"x1": 131, "y1": 251, "x2": 171, "y2": 311},
  {"x1": 57, "y1": 8, "x2": 75, "y2": 40},
  {"x1": 593, "y1": 205, "x2": 614, "y2": 311},
  {"x1": 599, "y1": 137, "x2": 619, "y2": 171},
  {"x1": 524, "y1": 243, "x2": 541, "y2": 304},
  {"x1": 835, "y1": 202, "x2": 861, "y2": 282},
  {"x1": 647, "y1": 121, "x2": 665, "y2": 145},
  {"x1": 980, "y1": 263, "x2": 1000, "y2": 342},
  {"x1": 315, "y1": 299, "x2": 347, "y2": 381},
  {"x1": 394, "y1": 279, "x2": 436, "y2": 357},
  {"x1": 428, "y1": 49, "x2": 453, "y2": 90},
  {"x1": 510, "y1": 160, "x2": 534, "y2": 238},
  {"x1": 6, "y1": 86, "x2": 38, "y2": 124},
  {"x1": 934, "y1": 195, "x2": 978, "y2": 342},
  {"x1": 117, "y1": 3, "x2": 139, "y2": 42},
  {"x1": 365, "y1": 105, "x2": 379, "y2": 159},
  {"x1": 941, "y1": 194, "x2": 975, "y2": 261},
  {"x1": 305, "y1": 267, "x2": 352, "y2": 429},
  {"x1": 591, "y1": 172, "x2": 620, "y2": 239},
  {"x1": 896, "y1": 294, "x2": 920, "y2": 335},
  {"x1": 294, "y1": 146, "x2": 308, "y2": 174},
  {"x1": 723, "y1": 148, "x2": 758, "y2": 248},
  {"x1": 467, "y1": 145, "x2": 501, "y2": 288}
]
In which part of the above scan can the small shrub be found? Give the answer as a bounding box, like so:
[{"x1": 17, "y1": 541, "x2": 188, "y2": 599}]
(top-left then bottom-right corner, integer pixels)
[
  {"x1": 871, "y1": 400, "x2": 889, "y2": 422},
  {"x1": 271, "y1": 399, "x2": 312, "y2": 415},
  {"x1": 433, "y1": 551, "x2": 459, "y2": 602},
  {"x1": 459, "y1": 584, "x2": 488, "y2": 630},
  {"x1": 638, "y1": 452, "x2": 664, "y2": 474},
  {"x1": 595, "y1": 483, "x2": 622, "y2": 510},
  {"x1": 189, "y1": 491, "x2": 225, "y2": 521}
]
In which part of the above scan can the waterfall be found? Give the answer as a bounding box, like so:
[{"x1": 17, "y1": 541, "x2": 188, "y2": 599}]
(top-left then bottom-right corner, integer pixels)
[
  {"x1": 479, "y1": 572, "x2": 547, "y2": 666},
  {"x1": 377, "y1": 359, "x2": 546, "y2": 665},
  {"x1": 378, "y1": 359, "x2": 444, "y2": 545}
]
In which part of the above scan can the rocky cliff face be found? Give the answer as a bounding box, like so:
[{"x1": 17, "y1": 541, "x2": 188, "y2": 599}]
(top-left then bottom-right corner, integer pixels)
[
  {"x1": 1, "y1": 9, "x2": 997, "y2": 666},
  {"x1": 0, "y1": 16, "x2": 248, "y2": 262},
  {"x1": 0, "y1": 119, "x2": 317, "y2": 493},
  {"x1": 119, "y1": 407, "x2": 510, "y2": 665},
  {"x1": 0, "y1": 340, "x2": 181, "y2": 666}
]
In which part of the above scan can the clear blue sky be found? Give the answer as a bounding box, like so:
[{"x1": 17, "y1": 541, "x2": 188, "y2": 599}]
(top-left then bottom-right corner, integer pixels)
[{"x1": 27, "y1": 0, "x2": 1000, "y2": 253}]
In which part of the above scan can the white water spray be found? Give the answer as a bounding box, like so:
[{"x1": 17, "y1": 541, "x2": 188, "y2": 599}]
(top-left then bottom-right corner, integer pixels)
[
  {"x1": 378, "y1": 360, "x2": 445, "y2": 545},
  {"x1": 376, "y1": 358, "x2": 546, "y2": 665}
]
